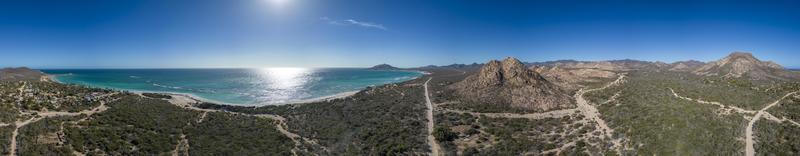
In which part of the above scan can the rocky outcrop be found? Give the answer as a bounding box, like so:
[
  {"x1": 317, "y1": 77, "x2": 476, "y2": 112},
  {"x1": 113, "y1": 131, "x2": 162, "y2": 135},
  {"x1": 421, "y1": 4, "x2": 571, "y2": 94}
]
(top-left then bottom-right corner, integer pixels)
[
  {"x1": 693, "y1": 52, "x2": 797, "y2": 80},
  {"x1": 0, "y1": 67, "x2": 46, "y2": 81},
  {"x1": 449, "y1": 57, "x2": 574, "y2": 112}
]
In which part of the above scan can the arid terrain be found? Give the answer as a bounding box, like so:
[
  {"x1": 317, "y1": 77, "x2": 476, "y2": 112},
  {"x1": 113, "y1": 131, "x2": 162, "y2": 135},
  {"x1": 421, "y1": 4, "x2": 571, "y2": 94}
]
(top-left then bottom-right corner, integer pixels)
[{"x1": 1, "y1": 52, "x2": 800, "y2": 155}]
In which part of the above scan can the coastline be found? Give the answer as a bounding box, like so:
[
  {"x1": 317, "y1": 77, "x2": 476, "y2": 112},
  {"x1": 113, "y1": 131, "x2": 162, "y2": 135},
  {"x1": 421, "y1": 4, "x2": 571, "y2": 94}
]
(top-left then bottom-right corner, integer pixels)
[{"x1": 45, "y1": 70, "x2": 424, "y2": 107}]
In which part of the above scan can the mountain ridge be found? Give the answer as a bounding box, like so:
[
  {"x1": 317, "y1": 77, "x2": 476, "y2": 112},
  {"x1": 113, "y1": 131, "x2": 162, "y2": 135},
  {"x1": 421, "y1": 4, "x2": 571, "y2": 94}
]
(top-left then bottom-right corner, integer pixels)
[
  {"x1": 0, "y1": 67, "x2": 46, "y2": 81},
  {"x1": 693, "y1": 52, "x2": 797, "y2": 80}
]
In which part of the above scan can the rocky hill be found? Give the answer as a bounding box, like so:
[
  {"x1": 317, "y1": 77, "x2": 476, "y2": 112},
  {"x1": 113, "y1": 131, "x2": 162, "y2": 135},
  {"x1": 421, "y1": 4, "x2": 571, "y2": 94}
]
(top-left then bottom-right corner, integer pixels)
[
  {"x1": 693, "y1": 52, "x2": 798, "y2": 80},
  {"x1": 0, "y1": 67, "x2": 45, "y2": 81},
  {"x1": 448, "y1": 57, "x2": 574, "y2": 112},
  {"x1": 669, "y1": 60, "x2": 706, "y2": 72},
  {"x1": 368, "y1": 64, "x2": 401, "y2": 70}
]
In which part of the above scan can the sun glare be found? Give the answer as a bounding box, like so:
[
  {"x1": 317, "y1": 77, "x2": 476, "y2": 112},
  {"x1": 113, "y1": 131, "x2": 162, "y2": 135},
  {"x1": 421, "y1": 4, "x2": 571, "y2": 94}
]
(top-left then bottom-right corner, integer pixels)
[
  {"x1": 267, "y1": 0, "x2": 290, "y2": 8},
  {"x1": 259, "y1": 67, "x2": 310, "y2": 89}
]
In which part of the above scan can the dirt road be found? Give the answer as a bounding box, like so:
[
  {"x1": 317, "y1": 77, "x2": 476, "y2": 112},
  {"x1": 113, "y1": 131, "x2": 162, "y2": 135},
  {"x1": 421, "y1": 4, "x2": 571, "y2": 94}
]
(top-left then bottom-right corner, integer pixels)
[{"x1": 423, "y1": 78, "x2": 442, "y2": 156}]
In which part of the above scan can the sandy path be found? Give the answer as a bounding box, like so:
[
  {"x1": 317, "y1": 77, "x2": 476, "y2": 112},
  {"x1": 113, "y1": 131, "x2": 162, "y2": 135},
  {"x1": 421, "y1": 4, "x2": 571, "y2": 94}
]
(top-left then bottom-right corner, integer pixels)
[
  {"x1": 540, "y1": 141, "x2": 575, "y2": 155},
  {"x1": 172, "y1": 134, "x2": 189, "y2": 156},
  {"x1": 761, "y1": 112, "x2": 800, "y2": 128},
  {"x1": 15, "y1": 82, "x2": 26, "y2": 104},
  {"x1": 9, "y1": 117, "x2": 41, "y2": 156},
  {"x1": 745, "y1": 91, "x2": 799, "y2": 156},
  {"x1": 442, "y1": 108, "x2": 577, "y2": 120},
  {"x1": 575, "y1": 74, "x2": 626, "y2": 153},
  {"x1": 669, "y1": 88, "x2": 756, "y2": 114},
  {"x1": 423, "y1": 78, "x2": 442, "y2": 156},
  {"x1": 196, "y1": 112, "x2": 208, "y2": 123}
]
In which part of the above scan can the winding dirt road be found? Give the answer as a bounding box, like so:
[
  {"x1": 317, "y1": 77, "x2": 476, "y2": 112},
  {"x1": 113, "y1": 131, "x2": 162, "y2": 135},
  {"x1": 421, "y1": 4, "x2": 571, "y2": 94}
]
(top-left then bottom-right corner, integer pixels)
[
  {"x1": 669, "y1": 88, "x2": 756, "y2": 114},
  {"x1": 423, "y1": 77, "x2": 442, "y2": 156},
  {"x1": 9, "y1": 117, "x2": 39, "y2": 156},
  {"x1": 574, "y1": 74, "x2": 626, "y2": 153}
]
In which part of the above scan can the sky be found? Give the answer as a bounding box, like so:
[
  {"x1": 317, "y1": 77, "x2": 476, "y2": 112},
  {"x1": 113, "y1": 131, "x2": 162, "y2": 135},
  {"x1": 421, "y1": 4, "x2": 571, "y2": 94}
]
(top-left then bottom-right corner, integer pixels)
[{"x1": 1, "y1": 0, "x2": 799, "y2": 68}]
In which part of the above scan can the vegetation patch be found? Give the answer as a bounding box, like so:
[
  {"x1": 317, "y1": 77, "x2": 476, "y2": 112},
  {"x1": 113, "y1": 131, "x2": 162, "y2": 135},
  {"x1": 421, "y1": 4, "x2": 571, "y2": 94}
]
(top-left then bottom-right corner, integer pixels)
[
  {"x1": 754, "y1": 119, "x2": 800, "y2": 155},
  {"x1": 65, "y1": 95, "x2": 199, "y2": 155},
  {"x1": 187, "y1": 112, "x2": 294, "y2": 155},
  {"x1": 17, "y1": 116, "x2": 79, "y2": 155},
  {"x1": 598, "y1": 71, "x2": 748, "y2": 155}
]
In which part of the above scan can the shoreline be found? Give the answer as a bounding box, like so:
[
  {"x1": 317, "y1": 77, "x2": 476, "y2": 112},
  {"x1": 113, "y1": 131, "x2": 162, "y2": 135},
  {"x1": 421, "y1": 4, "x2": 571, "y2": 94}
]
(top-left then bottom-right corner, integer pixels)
[
  {"x1": 156, "y1": 90, "x2": 361, "y2": 107},
  {"x1": 45, "y1": 71, "x2": 425, "y2": 107}
]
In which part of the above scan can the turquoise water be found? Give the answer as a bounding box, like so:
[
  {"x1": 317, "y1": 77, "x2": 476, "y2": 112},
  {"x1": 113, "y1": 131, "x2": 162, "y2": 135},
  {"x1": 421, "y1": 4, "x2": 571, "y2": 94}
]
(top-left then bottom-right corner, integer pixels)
[{"x1": 42, "y1": 68, "x2": 422, "y2": 105}]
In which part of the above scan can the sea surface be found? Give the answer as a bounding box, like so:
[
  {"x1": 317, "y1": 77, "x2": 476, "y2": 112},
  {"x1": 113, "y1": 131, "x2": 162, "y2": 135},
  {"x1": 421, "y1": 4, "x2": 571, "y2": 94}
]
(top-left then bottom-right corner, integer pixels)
[{"x1": 42, "y1": 68, "x2": 422, "y2": 105}]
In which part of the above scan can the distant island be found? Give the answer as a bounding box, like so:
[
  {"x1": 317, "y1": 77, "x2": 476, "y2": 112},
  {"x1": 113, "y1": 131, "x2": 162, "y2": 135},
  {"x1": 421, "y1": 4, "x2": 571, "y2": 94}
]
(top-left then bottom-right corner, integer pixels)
[
  {"x1": 367, "y1": 64, "x2": 402, "y2": 70},
  {"x1": 2, "y1": 52, "x2": 800, "y2": 155}
]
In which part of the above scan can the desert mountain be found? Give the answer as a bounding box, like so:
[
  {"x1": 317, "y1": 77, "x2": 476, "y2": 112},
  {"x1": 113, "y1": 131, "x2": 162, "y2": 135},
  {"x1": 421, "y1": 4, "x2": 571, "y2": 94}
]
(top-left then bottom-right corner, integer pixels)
[
  {"x1": 693, "y1": 52, "x2": 797, "y2": 80},
  {"x1": 368, "y1": 64, "x2": 401, "y2": 70},
  {"x1": 449, "y1": 57, "x2": 574, "y2": 112},
  {"x1": 0, "y1": 67, "x2": 45, "y2": 82},
  {"x1": 669, "y1": 60, "x2": 706, "y2": 72},
  {"x1": 529, "y1": 59, "x2": 660, "y2": 71},
  {"x1": 531, "y1": 65, "x2": 618, "y2": 90}
]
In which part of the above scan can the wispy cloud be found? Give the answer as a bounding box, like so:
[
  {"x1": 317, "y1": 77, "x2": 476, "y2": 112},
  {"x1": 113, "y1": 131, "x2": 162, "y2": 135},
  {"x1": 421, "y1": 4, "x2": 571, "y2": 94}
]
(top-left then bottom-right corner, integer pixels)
[{"x1": 321, "y1": 17, "x2": 387, "y2": 30}]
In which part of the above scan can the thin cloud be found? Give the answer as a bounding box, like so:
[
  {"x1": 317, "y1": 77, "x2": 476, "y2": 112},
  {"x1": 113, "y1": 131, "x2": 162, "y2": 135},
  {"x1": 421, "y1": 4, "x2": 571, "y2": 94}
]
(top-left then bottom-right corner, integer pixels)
[{"x1": 321, "y1": 17, "x2": 387, "y2": 30}]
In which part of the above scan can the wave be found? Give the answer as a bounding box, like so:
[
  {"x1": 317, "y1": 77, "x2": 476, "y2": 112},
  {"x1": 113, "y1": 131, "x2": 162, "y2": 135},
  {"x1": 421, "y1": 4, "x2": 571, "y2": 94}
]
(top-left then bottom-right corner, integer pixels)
[{"x1": 129, "y1": 76, "x2": 140, "y2": 79}]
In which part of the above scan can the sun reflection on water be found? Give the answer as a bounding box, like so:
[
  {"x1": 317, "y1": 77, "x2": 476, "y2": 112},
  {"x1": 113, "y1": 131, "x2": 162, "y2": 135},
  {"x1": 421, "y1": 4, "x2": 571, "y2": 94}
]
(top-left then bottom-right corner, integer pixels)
[
  {"x1": 259, "y1": 67, "x2": 312, "y2": 89},
  {"x1": 255, "y1": 67, "x2": 314, "y2": 103}
]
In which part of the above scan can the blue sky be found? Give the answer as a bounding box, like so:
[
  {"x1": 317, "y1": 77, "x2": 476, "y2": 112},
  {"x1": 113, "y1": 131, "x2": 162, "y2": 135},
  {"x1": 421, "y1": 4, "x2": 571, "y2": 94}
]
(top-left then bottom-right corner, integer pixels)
[{"x1": 1, "y1": 0, "x2": 799, "y2": 68}]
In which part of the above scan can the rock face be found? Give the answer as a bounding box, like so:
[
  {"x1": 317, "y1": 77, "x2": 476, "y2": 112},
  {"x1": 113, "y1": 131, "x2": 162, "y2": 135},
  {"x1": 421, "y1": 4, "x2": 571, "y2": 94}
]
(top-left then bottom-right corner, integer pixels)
[
  {"x1": 368, "y1": 64, "x2": 401, "y2": 70},
  {"x1": 0, "y1": 67, "x2": 45, "y2": 81},
  {"x1": 693, "y1": 52, "x2": 797, "y2": 80},
  {"x1": 449, "y1": 57, "x2": 574, "y2": 112}
]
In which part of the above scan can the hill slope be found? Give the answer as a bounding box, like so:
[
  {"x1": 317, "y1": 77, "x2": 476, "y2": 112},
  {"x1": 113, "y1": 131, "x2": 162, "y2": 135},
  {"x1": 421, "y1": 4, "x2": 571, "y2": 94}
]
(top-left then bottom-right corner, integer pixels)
[{"x1": 0, "y1": 67, "x2": 45, "y2": 81}]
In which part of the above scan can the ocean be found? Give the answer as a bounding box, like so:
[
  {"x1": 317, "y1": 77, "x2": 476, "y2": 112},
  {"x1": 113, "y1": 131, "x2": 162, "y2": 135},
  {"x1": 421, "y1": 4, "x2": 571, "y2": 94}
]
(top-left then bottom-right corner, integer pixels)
[{"x1": 42, "y1": 68, "x2": 422, "y2": 106}]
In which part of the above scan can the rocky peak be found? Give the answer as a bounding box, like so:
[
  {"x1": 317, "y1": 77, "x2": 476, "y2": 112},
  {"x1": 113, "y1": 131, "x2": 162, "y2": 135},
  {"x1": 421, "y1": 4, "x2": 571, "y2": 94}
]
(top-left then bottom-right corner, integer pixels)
[
  {"x1": 476, "y1": 60, "x2": 502, "y2": 86},
  {"x1": 475, "y1": 57, "x2": 547, "y2": 87},
  {"x1": 724, "y1": 52, "x2": 758, "y2": 61},
  {"x1": 448, "y1": 57, "x2": 574, "y2": 112},
  {"x1": 694, "y1": 52, "x2": 795, "y2": 80}
]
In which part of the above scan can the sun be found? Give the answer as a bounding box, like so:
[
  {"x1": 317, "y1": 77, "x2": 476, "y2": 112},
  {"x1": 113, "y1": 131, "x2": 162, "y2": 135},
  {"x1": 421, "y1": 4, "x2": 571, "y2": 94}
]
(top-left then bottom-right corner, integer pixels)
[{"x1": 267, "y1": 0, "x2": 290, "y2": 7}]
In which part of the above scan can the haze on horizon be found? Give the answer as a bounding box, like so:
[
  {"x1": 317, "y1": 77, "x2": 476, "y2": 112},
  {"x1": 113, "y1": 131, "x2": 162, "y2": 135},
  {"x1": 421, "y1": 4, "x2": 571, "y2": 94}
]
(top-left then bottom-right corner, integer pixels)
[{"x1": 1, "y1": 0, "x2": 799, "y2": 69}]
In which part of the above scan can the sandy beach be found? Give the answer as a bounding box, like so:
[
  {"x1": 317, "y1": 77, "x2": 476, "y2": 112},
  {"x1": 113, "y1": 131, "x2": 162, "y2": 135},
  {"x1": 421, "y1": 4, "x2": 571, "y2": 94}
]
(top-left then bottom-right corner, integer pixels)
[{"x1": 159, "y1": 90, "x2": 360, "y2": 107}]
